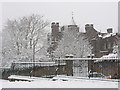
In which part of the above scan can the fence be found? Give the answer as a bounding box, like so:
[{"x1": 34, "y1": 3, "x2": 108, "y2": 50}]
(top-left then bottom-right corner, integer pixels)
[
  {"x1": 55, "y1": 58, "x2": 120, "y2": 78},
  {"x1": 1, "y1": 58, "x2": 120, "y2": 79}
]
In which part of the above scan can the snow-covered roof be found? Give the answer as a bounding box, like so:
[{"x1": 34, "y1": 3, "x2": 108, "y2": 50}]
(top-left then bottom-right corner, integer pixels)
[
  {"x1": 102, "y1": 33, "x2": 116, "y2": 39},
  {"x1": 101, "y1": 53, "x2": 118, "y2": 59},
  {"x1": 98, "y1": 34, "x2": 102, "y2": 38},
  {"x1": 94, "y1": 53, "x2": 118, "y2": 63}
]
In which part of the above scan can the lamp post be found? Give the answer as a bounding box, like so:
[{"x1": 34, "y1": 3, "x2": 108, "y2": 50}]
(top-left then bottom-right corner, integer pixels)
[{"x1": 88, "y1": 54, "x2": 94, "y2": 78}]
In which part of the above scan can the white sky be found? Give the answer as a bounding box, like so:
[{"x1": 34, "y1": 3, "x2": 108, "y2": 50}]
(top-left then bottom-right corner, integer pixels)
[{"x1": 2, "y1": 2, "x2": 118, "y2": 33}]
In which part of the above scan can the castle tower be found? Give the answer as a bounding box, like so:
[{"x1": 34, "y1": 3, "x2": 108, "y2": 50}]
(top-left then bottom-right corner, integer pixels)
[
  {"x1": 51, "y1": 22, "x2": 59, "y2": 41},
  {"x1": 85, "y1": 24, "x2": 98, "y2": 40},
  {"x1": 70, "y1": 11, "x2": 76, "y2": 25},
  {"x1": 67, "y1": 11, "x2": 79, "y2": 33}
]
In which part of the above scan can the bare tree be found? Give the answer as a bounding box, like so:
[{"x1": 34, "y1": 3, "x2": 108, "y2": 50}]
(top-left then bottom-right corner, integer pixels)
[{"x1": 2, "y1": 14, "x2": 49, "y2": 66}]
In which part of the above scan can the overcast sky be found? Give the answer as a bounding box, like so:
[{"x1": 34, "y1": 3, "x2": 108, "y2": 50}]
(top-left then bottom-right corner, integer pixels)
[{"x1": 2, "y1": 2, "x2": 118, "y2": 33}]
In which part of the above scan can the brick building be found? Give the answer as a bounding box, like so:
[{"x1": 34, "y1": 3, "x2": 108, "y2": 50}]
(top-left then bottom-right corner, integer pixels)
[
  {"x1": 86, "y1": 26, "x2": 118, "y2": 58},
  {"x1": 47, "y1": 15, "x2": 119, "y2": 78},
  {"x1": 48, "y1": 21, "x2": 118, "y2": 58}
]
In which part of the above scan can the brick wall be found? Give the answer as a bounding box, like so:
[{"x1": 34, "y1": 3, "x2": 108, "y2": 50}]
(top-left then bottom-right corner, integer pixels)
[{"x1": 88, "y1": 60, "x2": 120, "y2": 78}]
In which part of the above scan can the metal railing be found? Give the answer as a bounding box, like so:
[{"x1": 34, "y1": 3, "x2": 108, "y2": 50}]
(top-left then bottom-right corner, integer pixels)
[{"x1": 2, "y1": 58, "x2": 120, "y2": 79}]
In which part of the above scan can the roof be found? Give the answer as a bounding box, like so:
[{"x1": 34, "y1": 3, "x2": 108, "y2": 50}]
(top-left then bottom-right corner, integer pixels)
[
  {"x1": 94, "y1": 53, "x2": 118, "y2": 63},
  {"x1": 101, "y1": 53, "x2": 118, "y2": 58},
  {"x1": 102, "y1": 33, "x2": 116, "y2": 39},
  {"x1": 68, "y1": 14, "x2": 76, "y2": 25},
  {"x1": 70, "y1": 17, "x2": 76, "y2": 25},
  {"x1": 98, "y1": 34, "x2": 102, "y2": 38}
]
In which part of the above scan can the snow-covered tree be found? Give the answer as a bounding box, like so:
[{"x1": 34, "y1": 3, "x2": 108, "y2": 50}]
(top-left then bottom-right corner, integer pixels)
[
  {"x1": 53, "y1": 26, "x2": 92, "y2": 77},
  {"x1": 0, "y1": 31, "x2": 2, "y2": 67},
  {"x1": 54, "y1": 26, "x2": 92, "y2": 58},
  {"x1": 2, "y1": 14, "x2": 49, "y2": 67}
]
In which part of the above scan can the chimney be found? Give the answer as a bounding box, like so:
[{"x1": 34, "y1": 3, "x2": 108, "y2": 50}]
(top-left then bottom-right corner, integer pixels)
[
  {"x1": 107, "y1": 28, "x2": 113, "y2": 33},
  {"x1": 51, "y1": 22, "x2": 55, "y2": 28},
  {"x1": 85, "y1": 24, "x2": 94, "y2": 28},
  {"x1": 56, "y1": 22, "x2": 59, "y2": 27},
  {"x1": 85, "y1": 24, "x2": 94, "y2": 32}
]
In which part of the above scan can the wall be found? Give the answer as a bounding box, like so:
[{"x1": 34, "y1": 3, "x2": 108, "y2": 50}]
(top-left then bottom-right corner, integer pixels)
[{"x1": 89, "y1": 60, "x2": 120, "y2": 78}]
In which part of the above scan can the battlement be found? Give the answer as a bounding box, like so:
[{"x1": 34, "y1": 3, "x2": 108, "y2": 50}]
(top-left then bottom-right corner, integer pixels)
[
  {"x1": 51, "y1": 22, "x2": 59, "y2": 28},
  {"x1": 85, "y1": 24, "x2": 94, "y2": 27},
  {"x1": 56, "y1": 22, "x2": 59, "y2": 27}
]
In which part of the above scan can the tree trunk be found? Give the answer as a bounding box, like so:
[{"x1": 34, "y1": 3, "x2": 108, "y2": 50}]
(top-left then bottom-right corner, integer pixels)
[
  {"x1": 33, "y1": 45, "x2": 36, "y2": 76},
  {"x1": 16, "y1": 42, "x2": 20, "y2": 55}
]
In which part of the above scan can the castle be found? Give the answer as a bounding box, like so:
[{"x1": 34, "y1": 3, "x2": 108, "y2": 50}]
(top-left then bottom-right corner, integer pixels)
[
  {"x1": 47, "y1": 15, "x2": 119, "y2": 78},
  {"x1": 1, "y1": 15, "x2": 119, "y2": 79},
  {"x1": 47, "y1": 16, "x2": 118, "y2": 58}
]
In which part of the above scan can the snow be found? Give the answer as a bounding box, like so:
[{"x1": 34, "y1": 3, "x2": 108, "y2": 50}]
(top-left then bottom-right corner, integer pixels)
[
  {"x1": 65, "y1": 54, "x2": 74, "y2": 56},
  {"x1": 12, "y1": 61, "x2": 66, "y2": 69},
  {"x1": 13, "y1": 61, "x2": 56, "y2": 64},
  {"x1": 0, "y1": 75, "x2": 118, "y2": 88},
  {"x1": 94, "y1": 53, "x2": 118, "y2": 62},
  {"x1": 54, "y1": 25, "x2": 92, "y2": 58},
  {"x1": 98, "y1": 34, "x2": 102, "y2": 38},
  {"x1": 8, "y1": 75, "x2": 35, "y2": 81},
  {"x1": 94, "y1": 45, "x2": 118, "y2": 63},
  {"x1": 55, "y1": 58, "x2": 119, "y2": 61},
  {"x1": 103, "y1": 33, "x2": 116, "y2": 39},
  {"x1": 2, "y1": 14, "x2": 49, "y2": 67},
  {"x1": 101, "y1": 53, "x2": 118, "y2": 58}
]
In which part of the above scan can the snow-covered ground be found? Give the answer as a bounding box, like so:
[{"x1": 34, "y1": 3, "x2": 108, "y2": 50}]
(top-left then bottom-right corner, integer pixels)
[{"x1": 0, "y1": 75, "x2": 118, "y2": 88}]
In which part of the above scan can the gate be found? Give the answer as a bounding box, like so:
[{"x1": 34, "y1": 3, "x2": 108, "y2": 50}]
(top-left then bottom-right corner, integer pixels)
[{"x1": 55, "y1": 57, "x2": 120, "y2": 79}]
